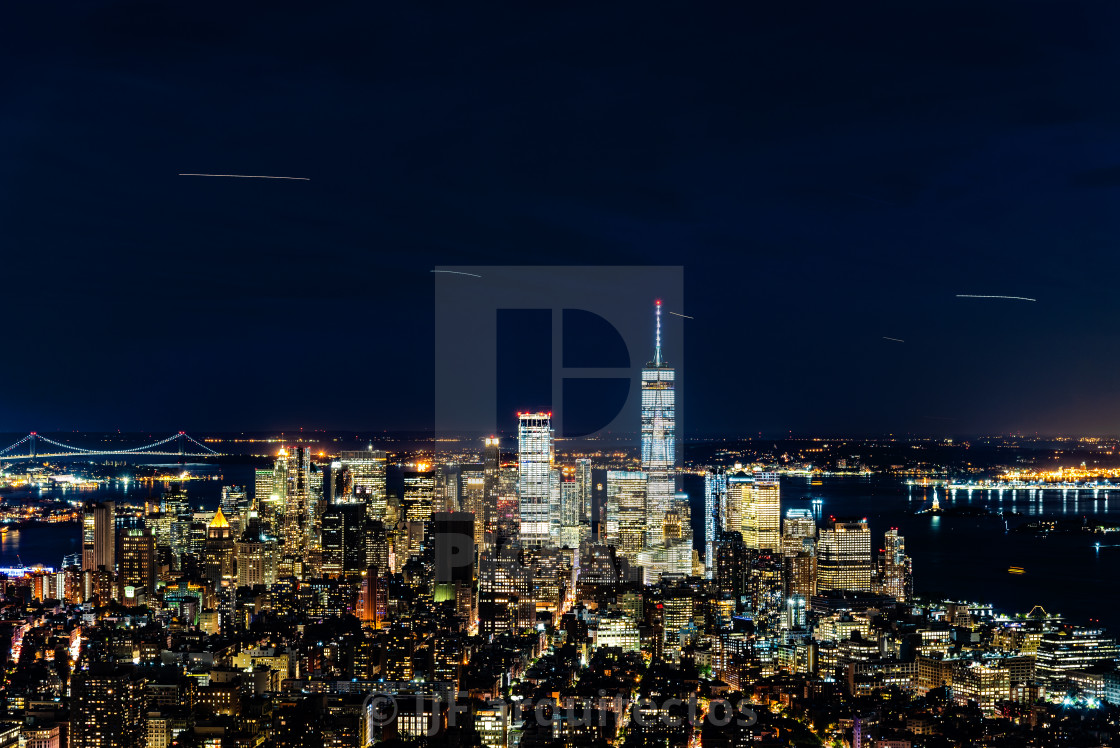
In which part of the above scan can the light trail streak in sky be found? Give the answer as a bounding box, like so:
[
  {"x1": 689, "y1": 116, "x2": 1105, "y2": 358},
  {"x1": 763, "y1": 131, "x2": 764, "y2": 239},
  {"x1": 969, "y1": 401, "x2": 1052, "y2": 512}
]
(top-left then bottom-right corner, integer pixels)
[
  {"x1": 882, "y1": 336, "x2": 905, "y2": 343},
  {"x1": 955, "y1": 294, "x2": 1037, "y2": 302},
  {"x1": 178, "y1": 173, "x2": 310, "y2": 180},
  {"x1": 431, "y1": 270, "x2": 483, "y2": 278}
]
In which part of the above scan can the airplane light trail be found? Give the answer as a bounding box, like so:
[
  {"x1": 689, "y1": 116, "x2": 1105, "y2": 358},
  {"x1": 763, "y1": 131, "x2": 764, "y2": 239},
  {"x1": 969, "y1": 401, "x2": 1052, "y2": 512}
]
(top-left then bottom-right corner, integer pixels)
[
  {"x1": 955, "y1": 294, "x2": 1037, "y2": 302},
  {"x1": 178, "y1": 173, "x2": 310, "y2": 180},
  {"x1": 667, "y1": 311, "x2": 693, "y2": 319},
  {"x1": 431, "y1": 270, "x2": 483, "y2": 278},
  {"x1": 882, "y1": 336, "x2": 905, "y2": 343}
]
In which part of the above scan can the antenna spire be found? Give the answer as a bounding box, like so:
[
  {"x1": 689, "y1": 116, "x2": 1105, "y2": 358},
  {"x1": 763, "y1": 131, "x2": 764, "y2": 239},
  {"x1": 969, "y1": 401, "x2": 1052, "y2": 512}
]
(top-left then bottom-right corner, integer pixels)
[{"x1": 654, "y1": 299, "x2": 663, "y2": 365}]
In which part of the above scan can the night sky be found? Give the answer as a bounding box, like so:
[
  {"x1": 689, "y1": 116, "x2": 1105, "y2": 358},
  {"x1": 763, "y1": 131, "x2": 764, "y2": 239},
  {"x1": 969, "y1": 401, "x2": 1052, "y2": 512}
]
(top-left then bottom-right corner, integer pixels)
[{"x1": 4, "y1": 2, "x2": 1120, "y2": 436}]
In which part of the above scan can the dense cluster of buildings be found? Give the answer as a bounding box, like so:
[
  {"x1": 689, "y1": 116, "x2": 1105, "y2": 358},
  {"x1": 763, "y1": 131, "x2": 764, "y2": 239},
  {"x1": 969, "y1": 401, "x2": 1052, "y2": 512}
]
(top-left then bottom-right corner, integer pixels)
[{"x1": 0, "y1": 303, "x2": 1119, "y2": 747}]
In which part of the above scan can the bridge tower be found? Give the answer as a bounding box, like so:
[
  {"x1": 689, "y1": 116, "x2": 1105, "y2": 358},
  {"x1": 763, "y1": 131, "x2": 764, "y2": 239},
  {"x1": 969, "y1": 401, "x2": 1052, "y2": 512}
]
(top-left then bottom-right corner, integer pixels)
[{"x1": 29, "y1": 432, "x2": 36, "y2": 460}]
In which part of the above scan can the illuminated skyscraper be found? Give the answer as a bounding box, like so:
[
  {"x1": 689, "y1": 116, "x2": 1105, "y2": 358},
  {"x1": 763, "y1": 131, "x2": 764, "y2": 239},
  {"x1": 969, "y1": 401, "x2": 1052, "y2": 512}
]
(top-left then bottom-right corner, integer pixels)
[
  {"x1": 340, "y1": 449, "x2": 388, "y2": 518},
  {"x1": 236, "y1": 529, "x2": 277, "y2": 588},
  {"x1": 321, "y1": 504, "x2": 367, "y2": 576},
  {"x1": 606, "y1": 470, "x2": 647, "y2": 559},
  {"x1": 744, "y1": 472, "x2": 781, "y2": 551},
  {"x1": 641, "y1": 300, "x2": 675, "y2": 547},
  {"x1": 704, "y1": 470, "x2": 726, "y2": 578},
  {"x1": 725, "y1": 473, "x2": 751, "y2": 534},
  {"x1": 459, "y1": 465, "x2": 487, "y2": 548},
  {"x1": 817, "y1": 518, "x2": 872, "y2": 593},
  {"x1": 782, "y1": 508, "x2": 816, "y2": 556},
  {"x1": 483, "y1": 437, "x2": 502, "y2": 541},
  {"x1": 82, "y1": 500, "x2": 115, "y2": 577},
  {"x1": 254, "y1": 467, "x2": 282, "y2": 533},
  {"x1": 518, "y1": 412, "x2": 554, "y2": 547},
  {"x1": 549, "y1": 468, "x2": 563, "y2": 539},
  {"x1": 575, "y1": 458, "x2": 593, "y2": 524},
  {"x1": 253, "y1": 468, "x2": 273, "y2": 503},
  {"x1": 203, "y1": 507, "x2": 235, "y2": 586},
  {"x1": 559, "y1": 466, "x2": 581, "y2": 548},
  {"x1": 220, "y1": 485, "x2": 247, "y2": 525},
  {"x1": 278, "y1": 446, "x2": 313, "y2": 563},
  {"x1": 402, "y1": 465, "x2": 436, "y2": 524},
  {"x1": 119, "y1": 528, "x2": 156, "y2": 602},
  {"x1": 878, "y1": 528, "x2": 912, "y2": 601},
  {"x1": 359, "y1": 565, "x2": 388, "y2": 629}
]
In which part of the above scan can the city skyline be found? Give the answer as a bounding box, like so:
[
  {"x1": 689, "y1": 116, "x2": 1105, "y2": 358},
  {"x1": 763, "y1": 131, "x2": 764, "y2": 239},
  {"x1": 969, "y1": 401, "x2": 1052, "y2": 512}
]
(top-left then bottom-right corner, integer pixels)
[{"x1": 5, "y1": 5, "x2": 1120, "y2": 747}]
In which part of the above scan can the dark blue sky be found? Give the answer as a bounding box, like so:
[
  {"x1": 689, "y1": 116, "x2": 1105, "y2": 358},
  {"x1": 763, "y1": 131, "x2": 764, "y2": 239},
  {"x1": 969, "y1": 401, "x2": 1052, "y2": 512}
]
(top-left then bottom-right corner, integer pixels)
[{"x1": 4, "y1": 2, "x2": 1120, "y2": 436}]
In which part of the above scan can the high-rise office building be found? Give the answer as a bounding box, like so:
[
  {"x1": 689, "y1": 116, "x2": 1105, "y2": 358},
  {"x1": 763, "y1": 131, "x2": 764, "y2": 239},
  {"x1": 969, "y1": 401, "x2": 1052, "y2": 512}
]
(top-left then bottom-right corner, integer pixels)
[
  {"x1": 786, "y1": 548, "x2": 817, "y2": 601},
  {"x1": 483, "y1": 437, "x2": 502, "y2": 541},
  {"x1": 321, "y1": 504, "x2": 367, "y2": 576},
  {"x1": 203, "y1": 508, "x2": 235, "y2": 587},
  {"x1": 478, "y1": 545, "x2": 533, "y2": 636},
  {"x1": 518, "y1": 412, "x2": 554, "y2": 547},
  {"x1": 253, "y1": 468, "x2": 274, "y2": 507},
  {"x1": 725, "y1": 473, "x2": 752, "y2": 535},
  {"x1": 358, "y1": 565, "x2": 387, "y2": 629},
  {"x1": 254, "y1": 468, "x2": 282, "y2": 533},
  {"x1": 119, "y1": 528, "x2": 156, "y2": 603},
  {"x1": 235, "y1": 531, "x2": 277, "y2": 588},
  {"x1": 715, "y1": 532, "x2": 749, "y2": 611},
  {"x1": 878, "y1": 528, "x2": 912, "y2": 602},
  {"x1": 606, "y1": 470, "x2": 647, "y2": 559},
  {"x1": 82, "y1": 500, "x2": 115, "y2": 576},
  {"x1": 220, "y1": 485, "x2": 247, "y2": 517},
  {"x1": 364, "y1": 518, "x2": 390, "y2": 575},
  {"x1": 494, "y1": 468, "x2": 520, "y2": 542},
  {"x1": 430, "y1": 512, "x2": 476, "y2": 625},
  {"x1": 459, "y1": 465, "x2": 487, "y2": 548},
  {"x1": 575, "y1": 458, "x2": 593, "y2": 525},
  {"x1": 817, "y1": 518, "x2": 872, "y2": 593},
  {"x1": 782, "y1": 508, "x2": 817, "y2": 556},
  {"x1": 704, "y1": 470, "x2": 726, "y2": 578},
  {"x1": 641, "y1": 300, "x2": 675, "y2": 547},
  {"x1": 277, "y1": 446, "x2": 313, "y2": 562},
  {"x1": 560, "y1": 466, "x2": 579, "y2": 527},
  {"x1": 558, "y1": 466, "x2": 588, "y2": 549},
  {"x1": 402, "y1": 465, "x2": 435, "y2": 525},
  {"x1": 744, "y1": 472, "x2": 781, "y2": 551},
  {"x1": 339, "y1": 449, "x2": 388, "y2": 518}
]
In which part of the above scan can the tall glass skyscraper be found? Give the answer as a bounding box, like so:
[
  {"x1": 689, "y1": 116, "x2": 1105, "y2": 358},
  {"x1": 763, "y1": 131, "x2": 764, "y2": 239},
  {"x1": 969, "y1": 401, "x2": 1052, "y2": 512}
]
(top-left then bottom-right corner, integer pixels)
[
  {"x1": 278, "y1": 446, "x2": 312, "y2": 562},
  {"x1": 339, "y1": 449, "x2": 388, "y2": 519},
  {"x1": 744, "y1": 471, "x2": 781, "y2": 551},
  {"x1": 576, "y1": 458, "x2": 593, "y2": 525},
  {"x1": 518, "y1": 412, "x2": 554, "y2": 546},
  {"x1": 641, "y1": 300, "x2": 676, "y2": 547},
  {"x1": 703, "y1": 470, "x2": 726, "y2": 578},
  {"x1": 607, "y1": 469, "x2": 648, "y2": 560}
]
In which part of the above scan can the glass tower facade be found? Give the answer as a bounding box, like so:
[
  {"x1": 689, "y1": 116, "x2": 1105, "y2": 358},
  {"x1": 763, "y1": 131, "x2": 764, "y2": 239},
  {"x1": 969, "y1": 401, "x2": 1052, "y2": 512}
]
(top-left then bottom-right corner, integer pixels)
[
  {"x1": 641, "y1": 300, "x2": 675, "y2": 547},
  {"x1": 745, "y1": 471, "x2": 781, "y2": 551},
  {"x1": 607, "y1": 470, "x2": 648, "y2": 560},
  {"x1": 339, "y1": 449, "x2": 388, "y2": 519},
  {"x1": 704, "y1": 470, "x2": 726, "y2": 578},
  {"x1": 518, "y1": 412, "x2": 554, "y2": 546}
]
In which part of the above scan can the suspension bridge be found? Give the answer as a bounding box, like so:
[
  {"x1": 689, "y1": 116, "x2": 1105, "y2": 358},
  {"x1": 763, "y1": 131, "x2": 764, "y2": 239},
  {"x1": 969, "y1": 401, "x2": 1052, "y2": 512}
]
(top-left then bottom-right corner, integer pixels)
[{"x1": 0, "y1": 432, "x2": 221, "y2": 461}]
